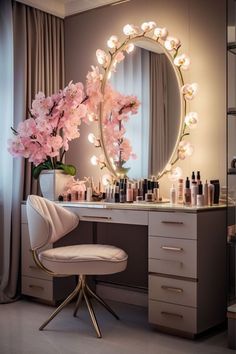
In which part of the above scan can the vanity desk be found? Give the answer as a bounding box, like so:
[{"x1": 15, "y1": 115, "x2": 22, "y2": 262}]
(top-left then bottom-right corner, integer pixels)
[{"x1": 21, "y1": 201, "x2": 226, "y2": 338}]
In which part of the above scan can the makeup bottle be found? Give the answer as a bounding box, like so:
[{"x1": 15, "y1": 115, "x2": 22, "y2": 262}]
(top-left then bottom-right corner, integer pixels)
[
  {"x1": 119, "y1": 182, "x2": 125, "y2": 203},
  {"x1": 177, "y1": 178, "x2": 184, "y2": 204},
  {"x1": 138, "y1": 180, "x2": 143, "y2": 197},
  {"x1": 197, "y1": 171, "x2": 201, "y2": 185},
  {"x1": 86, "y1": 182, "x2": 92, "y2": 202},
  {"x1": 191, "y1": 171, "x2": 196, "y2": 186},
  {"x1": 132, "y1": 182, "x2": 139, "y2": 201},
  {"x1": 115, "y1": 185, "x2": 120, "y2": 203},
  {"x1": 203, "y1": 180, "x2": 208, "y2": 206},
  {"x1": 197, "y1": 181, "x2": 204, "y2": 206},
  {"x1": 143, "y1": 179, "x2": 148, "y2": 199},
  {"x1": 191, "y1": 181, "x2": 198, "y2": 206},
  {"x1": 184, "y1": 177, "x2": 191, "y2": 205},
  {"x1": 126, "y1": 183, "x2": 133, "y2": 203},
  {"x1": 210, "y1": 179, "x2": 220, "y2": 204},
  {"x1": 147, "y1": 180, "x2": 152, "y2": 193},
  {"x1": 170, "y1": 184, "x2": 176, "y2": 204},
  {"x1": 208, "y1": 183, "x2": 215, "y2": 206},
  {"x1": 153, "y1": 181, "x2": 160, "y2": 202}
]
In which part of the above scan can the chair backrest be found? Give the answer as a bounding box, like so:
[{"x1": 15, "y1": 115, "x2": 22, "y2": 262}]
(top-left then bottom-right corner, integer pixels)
[{"x1": 26, "y1": 195, "x2": 79, "y2": 250}]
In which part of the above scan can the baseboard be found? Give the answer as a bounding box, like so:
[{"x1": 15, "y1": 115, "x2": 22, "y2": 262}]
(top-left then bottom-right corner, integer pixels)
[{"x1": 96, "y1": 282, "x2": 148, "y2": 307}]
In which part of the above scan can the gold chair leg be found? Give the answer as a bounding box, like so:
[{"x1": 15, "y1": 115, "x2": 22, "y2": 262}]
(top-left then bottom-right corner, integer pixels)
[
  {"x1": 73, "y1": 289, "x2": 83, "y2": 317},
  {"x1": 39, "y1": 279, "x2": 82, "y2": 331},
  {"x1": 83, "y1": 288, "x2": 102, "y2": 338},
  {"x1": 86, "y1": 284, "x2": 119, "y2": 320}
]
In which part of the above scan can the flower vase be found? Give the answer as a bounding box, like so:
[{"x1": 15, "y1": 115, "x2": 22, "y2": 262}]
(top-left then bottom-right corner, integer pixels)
[{"x1": 39, "y1": 170, "x2": 72, "y2": 201}]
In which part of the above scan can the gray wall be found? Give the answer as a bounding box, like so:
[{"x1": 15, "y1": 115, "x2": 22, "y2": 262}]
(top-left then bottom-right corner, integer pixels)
[{"x1": 64, "y1": 0, "x2": 226, "y2": 195}]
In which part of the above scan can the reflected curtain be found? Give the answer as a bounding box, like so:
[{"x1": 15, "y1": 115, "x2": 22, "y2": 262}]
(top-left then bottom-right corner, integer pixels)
[
  {"x1": 0, "y1": 1, "x2": 65, "y2": 303},
  {"x1": 110, "y1": 47, "x2": 150, "y2": 178},
  {"x1": 149, "y1": 53, "x2": 169, "y2": 175}
]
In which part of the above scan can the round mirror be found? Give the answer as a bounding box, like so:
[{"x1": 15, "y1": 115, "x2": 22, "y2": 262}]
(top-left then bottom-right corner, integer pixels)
[{"x1": 108, "y1": 39, "x2": 182, "y2": 179}]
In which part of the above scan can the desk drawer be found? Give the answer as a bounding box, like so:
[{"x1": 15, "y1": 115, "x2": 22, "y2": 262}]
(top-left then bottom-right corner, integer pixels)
[
  {"x1": 149, "y1": 236, "x2": 197, "y2": 278},
  {"x1": 149, "y1": 212, "x2": 197, "y2": 239},
  {"x1": 68, "y1": 207, "x2": 148, "y2": 225},
  {"x1": 149, "y1": 275, "x2": 197, "y2": 307},
  {"x1": 149, "y1": 299, "x2": 197, "y2": 333},
  {"x1": 22, "y1": 276, "x2": 53, "y2": 301}
]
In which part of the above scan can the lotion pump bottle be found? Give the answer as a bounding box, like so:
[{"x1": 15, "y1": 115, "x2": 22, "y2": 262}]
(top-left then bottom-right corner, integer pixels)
[
  {"x1": 208, "y1": 183, "x2": 215, "y2": 206},
  {"x1": 177, "y1": 178, "x2": 184, "y2": 204},
  {"x1": 170, "y1": 184, "x2": 176, "y2": 204},
  {"x1": 184, "y1": 177, "x2": 191, "y2": 205},
  {"x1": 191, "y1": 181, "x2": 198, "y2": 206},
  {"x1": 203, "y1": 180, "x2": 208, "y2": 206}
]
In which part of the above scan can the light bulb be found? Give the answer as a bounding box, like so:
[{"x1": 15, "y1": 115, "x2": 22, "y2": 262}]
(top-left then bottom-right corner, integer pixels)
[
  {"x1": 123, "y1": 24, "x2": 139, "y2": 36},
  {"x1": 90, "y1": 155, "x2": 98, "y2": 166},
  {"x1": 141, "y1": 21, "x2": 156, "y2": 31},
  {"x1": 178, "y1": 141, "x2": 194, "y2": 160},
  {"x1": 181, "y1": 83, "x2": 198, "y2": 100},
  {"x1": 174, "y1": 54, "x2": 191, "y2": 70},
  {"x1": 88, "y1": 133, "x2": 96, "y2": 144},
  {"x1": 126, "y1": 43, "x2": 134, "y2": 53},
  {"x1": 168, "y1": 166, "x2": 183, "y2": 181},
  {"x1": 164, "y1": 36, "x2": 180, "y2": 51},
  {"x1": 107, "y1": 35, "x2": 119, "y2": 49},
  {"x1": 184, "y1": 112, "x2": 198, "y2": 129},
  {"x1": 96, "y1": 49, "x2": 108, "y2": 66},
  {"x1": 153, "y1": 27, "x2": 168, "y2": 39}
]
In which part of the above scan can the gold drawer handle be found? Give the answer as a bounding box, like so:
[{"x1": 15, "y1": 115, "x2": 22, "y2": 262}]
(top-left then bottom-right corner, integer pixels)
[
  {"x1": 29, "y1": 284, "x2": 44, "y2": 291},
  {"x1": 161, "y1": 311, "x2": 183, "y2": 319},
  {"x1": 81, "y1": 215, "x2": 112, "y2": 220},
  {"x1": 161, "y1": 246, "x2": 183, "y2": 252},
  {"x1": 161, "y1": 285, "x2": 183, "y2": 293},
  {"x1": 161, "y1": 221, "x2": 184, "y2": 225}
]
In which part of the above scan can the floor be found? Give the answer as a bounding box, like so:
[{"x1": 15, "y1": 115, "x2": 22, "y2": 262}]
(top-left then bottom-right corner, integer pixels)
[{"x1": 0, "y1": 298, "x2": 233, "y2": 354}]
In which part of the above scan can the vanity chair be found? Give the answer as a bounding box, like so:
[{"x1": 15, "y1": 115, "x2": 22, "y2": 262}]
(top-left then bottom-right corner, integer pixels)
[{"x1": 26, "y1": 195, "x2": 128, "y2": 338}]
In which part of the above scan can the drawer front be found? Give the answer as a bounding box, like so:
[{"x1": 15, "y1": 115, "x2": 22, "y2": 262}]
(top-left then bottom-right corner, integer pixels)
[
  {"x1": 21, "y1": 224, "x2": 52, "y2": 280},
  {"x1": 149, "y1": 299, "x2": 197, "y2": 333},
  {"x1": 149, "y1": 211, "x2": 197, "y2": 239},
  {"x1": 149, "y1": 275, "x2": 197, "y2": 307},
  {"x1": 22, "y1": 276, "x2": 53, "y2": 301},
  {"x1": 149, "y1": 236, "x2": 197, "y2": 278},
  {"x1": 67, "y1": 207, "x2": 148, "y2": 225}
]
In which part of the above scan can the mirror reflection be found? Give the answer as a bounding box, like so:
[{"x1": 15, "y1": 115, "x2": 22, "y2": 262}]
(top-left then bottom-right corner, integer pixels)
[{"x1": 108, "y1": 41, "x2": 181, "y2": 179}]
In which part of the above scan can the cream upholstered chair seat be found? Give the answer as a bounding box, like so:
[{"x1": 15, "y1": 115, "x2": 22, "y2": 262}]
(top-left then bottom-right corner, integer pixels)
[
  {"x1": 39, "y1": 244, "x2": 127, "y2": 275},
  {"x1": 26, "y1": 195, "x2": 128, "y2": 338}
]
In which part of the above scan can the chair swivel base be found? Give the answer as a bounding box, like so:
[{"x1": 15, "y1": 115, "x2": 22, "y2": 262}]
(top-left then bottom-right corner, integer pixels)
[{"x1": 39, "y1": 275, "x2": 119, "y2": 338}]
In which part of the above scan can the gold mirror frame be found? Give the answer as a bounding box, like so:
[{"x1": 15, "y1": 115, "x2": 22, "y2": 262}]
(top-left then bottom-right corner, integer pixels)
[{"x1": 94, "y1": 23, "x2": 198, "y2": 180}]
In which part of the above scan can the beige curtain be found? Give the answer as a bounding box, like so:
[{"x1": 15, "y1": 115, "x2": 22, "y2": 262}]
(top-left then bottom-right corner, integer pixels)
[
  {"x1": 13, "y1": 1, "x2": 65, "y2": 197},
  {"x1": 148, "y1": 53, "x2": 168, "y2": 175},
  {"x1": 0, "y1": 1, "x2": 65, "y2": 303}
]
